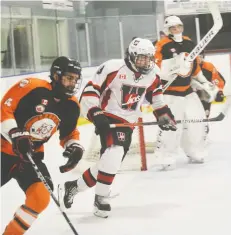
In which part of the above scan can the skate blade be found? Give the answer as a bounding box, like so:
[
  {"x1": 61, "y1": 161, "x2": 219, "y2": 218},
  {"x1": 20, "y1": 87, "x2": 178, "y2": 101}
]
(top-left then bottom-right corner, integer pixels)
[
  {"x1": 93, "y1": 206, "x2": 110, "y2": 218},
  {"x1": 159, "y1": 163, "x2": 176, "y2": 171},
  {"x1": 57, "y1": 184, "x2": 67, "y2": 211},
  {"x1": 188, "y1": 158, "x2": 204, "y2": 164}
]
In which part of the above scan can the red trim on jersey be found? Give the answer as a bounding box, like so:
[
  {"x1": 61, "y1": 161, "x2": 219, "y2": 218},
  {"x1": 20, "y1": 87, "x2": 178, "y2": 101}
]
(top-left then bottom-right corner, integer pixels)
[
  {"x1": 100, "y1": 71, "x2": 118, "y2": 94},
  {"x1": 101, "y1": 89, "x2": 112, "y2": 110}
]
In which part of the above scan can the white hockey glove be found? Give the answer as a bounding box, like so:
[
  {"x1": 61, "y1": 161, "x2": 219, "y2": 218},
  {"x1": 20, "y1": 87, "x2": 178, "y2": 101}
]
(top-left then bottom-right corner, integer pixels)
[
  {"x1": 169, "y1": 52, "x2": 193, "y2": 78},
  {"x1": 191, "y1": 79, "x2": 219, "y2": 103}
]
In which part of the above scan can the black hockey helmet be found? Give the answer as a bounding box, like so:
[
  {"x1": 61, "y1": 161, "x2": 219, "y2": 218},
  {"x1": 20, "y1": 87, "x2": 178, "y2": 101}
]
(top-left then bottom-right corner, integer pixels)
[{"x1": 50, "y1": 56, "x2": 82, "y2": 99}]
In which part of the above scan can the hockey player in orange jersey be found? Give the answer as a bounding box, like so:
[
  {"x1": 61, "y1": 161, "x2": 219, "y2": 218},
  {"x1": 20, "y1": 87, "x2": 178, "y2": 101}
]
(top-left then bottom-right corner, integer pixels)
[
  {"x1": 196, "y1": 50, "x2": 225, "y2": 118},
  {"x1": 1, "y1": 56, "x2": 84, "y2": 234}
]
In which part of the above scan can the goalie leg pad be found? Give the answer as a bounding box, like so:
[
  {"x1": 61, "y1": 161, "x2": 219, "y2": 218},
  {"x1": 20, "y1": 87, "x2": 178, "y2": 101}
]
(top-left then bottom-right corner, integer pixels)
[{"x1": 182, "y1": 93, "x2": 207, "y2": 162}]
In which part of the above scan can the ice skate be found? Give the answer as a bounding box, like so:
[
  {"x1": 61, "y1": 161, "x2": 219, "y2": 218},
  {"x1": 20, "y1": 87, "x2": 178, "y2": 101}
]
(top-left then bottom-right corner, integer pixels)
[
  {"x1": 58, "y1": 180, "x2": 78, "y2": 209},
  {"x1": 94, "y1": 195, "x2": 111, "y2": 218}
]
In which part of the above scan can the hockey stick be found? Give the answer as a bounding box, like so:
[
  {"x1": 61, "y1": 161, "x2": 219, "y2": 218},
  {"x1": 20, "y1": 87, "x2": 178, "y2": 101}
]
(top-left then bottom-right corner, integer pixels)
[
  {"x1": 110, "y1": 96, "x2": 231, "y2": 128},
  {"x1": 26, "y1": 153, "x2": 79, "y2": 235},
  {"x1": 162, "y1": 1, "x2": 223, "y2": 92},
  {"x1": 110, "y1": 114, "x2": 224, "y2": 128}
]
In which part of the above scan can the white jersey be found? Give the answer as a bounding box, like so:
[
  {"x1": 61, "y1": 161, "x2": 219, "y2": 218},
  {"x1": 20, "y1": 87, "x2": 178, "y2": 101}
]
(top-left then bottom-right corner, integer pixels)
[{"x1": 80, "y1": 59, "x2": 166, "y2": 123}]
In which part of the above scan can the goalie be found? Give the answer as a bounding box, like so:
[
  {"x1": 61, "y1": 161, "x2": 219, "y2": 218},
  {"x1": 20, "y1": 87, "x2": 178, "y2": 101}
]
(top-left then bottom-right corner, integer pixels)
[
  {"x1": 59, "y1": 38, "x2": 177, "y2": 218},
  {"x1": 154, "y1": 15, "x2": 220, "y2": 170}
]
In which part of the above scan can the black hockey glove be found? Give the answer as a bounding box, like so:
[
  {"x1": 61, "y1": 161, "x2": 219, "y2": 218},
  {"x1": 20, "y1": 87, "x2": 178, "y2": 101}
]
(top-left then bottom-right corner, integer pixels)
[
  {"x1": 154, "y1": 106, "x2": 177, "y2": 131},
  {"x1": 215, "y1": 90, "x2": 224, "y2": 102},
  {"x1": 59, "y1": 143, "x2": 84, "y2": 173},
  {"x1": 87, "y1": 107, "x2": 110, "y2": 135},
  {"x1": 9, "y1": 127, "x2": 32, "y2": 161}
]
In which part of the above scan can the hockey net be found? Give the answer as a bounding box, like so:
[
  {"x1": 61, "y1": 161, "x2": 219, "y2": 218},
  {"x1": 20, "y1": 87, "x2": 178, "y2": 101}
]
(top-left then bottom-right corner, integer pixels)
[{"x1": 76, "y1": 106, "x2": 158, "y2": 172}]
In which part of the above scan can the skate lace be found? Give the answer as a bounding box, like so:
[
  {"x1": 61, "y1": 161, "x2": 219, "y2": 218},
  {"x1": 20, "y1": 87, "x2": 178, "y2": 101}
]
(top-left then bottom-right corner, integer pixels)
[{"x1": 66, "y1": 185, "x2": 78, "y2": 202}]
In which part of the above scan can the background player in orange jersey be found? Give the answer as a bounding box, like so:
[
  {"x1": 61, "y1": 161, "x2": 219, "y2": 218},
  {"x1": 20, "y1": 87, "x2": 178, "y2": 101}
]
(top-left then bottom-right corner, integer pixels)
[
  {"x1": 1, "y1": 56, "x2": 84, "y2": 234},
  {"x1": 197, "y1": 50, "x2": 225, "y2": 118}
]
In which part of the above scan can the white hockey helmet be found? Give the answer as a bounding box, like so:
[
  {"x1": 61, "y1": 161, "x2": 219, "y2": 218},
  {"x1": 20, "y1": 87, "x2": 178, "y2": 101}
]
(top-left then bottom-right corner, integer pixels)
[
  {"x1": 164, "y1": 15, "x2": 183, "y2": 42},
  {"x1": 127, "y1": 38, "x2": 155, "y2": 75}
]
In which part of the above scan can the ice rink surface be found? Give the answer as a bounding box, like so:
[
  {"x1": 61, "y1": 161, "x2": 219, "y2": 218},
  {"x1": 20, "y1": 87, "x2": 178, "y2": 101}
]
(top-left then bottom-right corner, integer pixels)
[{"x1": 1, "y1": 102, "x2": 231, "y2": 235}]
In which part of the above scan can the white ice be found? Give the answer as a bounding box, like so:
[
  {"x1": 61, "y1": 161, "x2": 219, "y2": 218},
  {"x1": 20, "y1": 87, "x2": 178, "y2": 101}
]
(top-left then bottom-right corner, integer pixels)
[{"x1": 1, "y1": 102, "x2": 231, "y2": 235}]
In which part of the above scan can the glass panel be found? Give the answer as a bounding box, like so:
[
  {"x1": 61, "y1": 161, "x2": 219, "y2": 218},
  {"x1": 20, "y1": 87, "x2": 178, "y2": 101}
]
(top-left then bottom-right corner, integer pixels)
[
  {"x1": 37, "y1": 19, "x2": 58, "y2": 70},
  {"x1": 88, "y1": 17, "x2": 121, "y2": 65},
  {"x1": 11, "y1": 6, "x2": 31, "y2": 18},
  {"x1": 199, "y1": 12, "x2": 231, "y2": 50},
  {"x1": 11, "y1": 19, "x2": 34, "y2": 74},
  {"x1": 121, "y1": 15, "x2": 157, "y2": 51},
  {"x1": 1, "y1": 6, "x2": 11, "y2": 17},
  {"x1": 76, "y1": 22, "x2": 88, "y2": 66},
  {"x1": 179, "y1": 15, "x2": 197, "y2": 43},
  {"x1": 1, "y1": 19, "x2": 13, "y2": 77},
  {"x1": 57, "y1": 19, "x2": 69, "y2": 56}
]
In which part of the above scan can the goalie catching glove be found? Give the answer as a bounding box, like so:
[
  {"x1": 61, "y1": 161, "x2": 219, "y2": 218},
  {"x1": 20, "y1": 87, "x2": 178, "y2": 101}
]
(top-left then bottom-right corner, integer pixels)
[
  {"x1": 59, "y1": 143, "x2": 84, "y2": 173},
  {"x1": 153, "y1": 106, "x2": 177, "y2": 131}
]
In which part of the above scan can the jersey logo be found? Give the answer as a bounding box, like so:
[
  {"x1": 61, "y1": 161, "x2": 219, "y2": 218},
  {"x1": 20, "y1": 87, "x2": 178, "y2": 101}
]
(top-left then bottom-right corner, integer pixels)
[
  {"x1": 119, "y1": 74, "x2": 126, "y2": 79},
  {"x1": 35, "y1": 104, "x2": 45, "y2": 113},
  {"x1": 19, "y1": 79, "x2": 30, "y2": 88},
  {"x1": 4, "y1": 98, "x2": 13, "y2": 107},
  {"x1": 25, "y1": 113, "x2": 60, "y2": 141},
  {"x1": 117, "y1": 132, "x2": 125, "y2": 141},
  {"x1": 121, "y1": 84, "x2": 146, "y2": 111},
  {"x1": 41, "y1": 99, "x2": 48, "y2": 106}
]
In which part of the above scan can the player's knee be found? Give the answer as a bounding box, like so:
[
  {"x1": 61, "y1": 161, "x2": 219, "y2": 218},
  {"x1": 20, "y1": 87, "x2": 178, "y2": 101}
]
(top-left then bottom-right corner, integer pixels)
[{"x1": 25, "y1": 182, "x2": 50, "y2": 213}]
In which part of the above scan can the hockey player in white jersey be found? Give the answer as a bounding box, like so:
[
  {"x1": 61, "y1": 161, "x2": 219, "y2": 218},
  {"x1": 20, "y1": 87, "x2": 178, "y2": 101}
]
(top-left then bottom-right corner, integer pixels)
[
  {"x1": 154, "y1": 16, "x2": 220, "y2": 169},
  {"x1": 59, "y1": 38, "x2": 177, "y2": 218}
]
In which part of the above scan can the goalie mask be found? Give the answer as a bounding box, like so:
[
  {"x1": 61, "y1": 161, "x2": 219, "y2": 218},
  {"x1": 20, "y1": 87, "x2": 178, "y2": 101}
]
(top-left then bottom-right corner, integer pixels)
[
  {"x1": 50, "y1": 56, "x2": 82, "y2": 99},
  {"x1": 126, "y1": 38, "x2": 155, "y2": 75},
  {"x1": 164, "y1": 15, "x2": 184, "y2": 42}
]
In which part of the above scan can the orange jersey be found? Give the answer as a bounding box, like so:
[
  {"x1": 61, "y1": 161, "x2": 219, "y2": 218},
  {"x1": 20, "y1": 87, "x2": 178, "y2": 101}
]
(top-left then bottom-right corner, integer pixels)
[
  {"x1": 1, "y1": 78, "x2": 80, "y2": 156},
  {"x1": 201, "y1": 61, "x2": 225, "y2": 90},
  {"x1": 154, "y1": 36, "x2": 201, "y2": 96}
]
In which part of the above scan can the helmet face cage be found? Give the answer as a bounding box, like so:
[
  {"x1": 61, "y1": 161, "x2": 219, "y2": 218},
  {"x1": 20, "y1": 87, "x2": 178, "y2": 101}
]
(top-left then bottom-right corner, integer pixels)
[
  {"x1": 61, "y1": 72, "x2": 82, "y2": 97},
  {"x1": 128, "y1": 38, "x2": 155, "y2": 75},
  {"x1": 50, "y1": 57, "x2": 82, "y2": 97}
]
